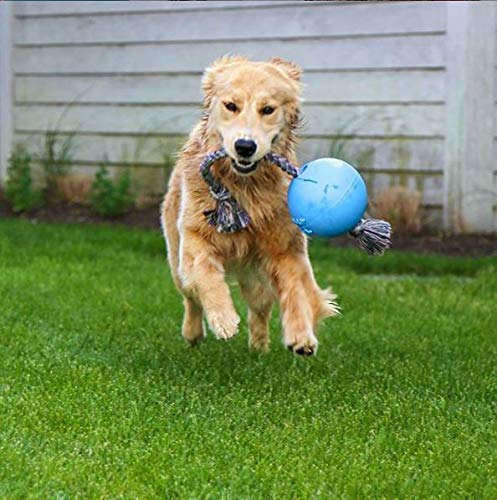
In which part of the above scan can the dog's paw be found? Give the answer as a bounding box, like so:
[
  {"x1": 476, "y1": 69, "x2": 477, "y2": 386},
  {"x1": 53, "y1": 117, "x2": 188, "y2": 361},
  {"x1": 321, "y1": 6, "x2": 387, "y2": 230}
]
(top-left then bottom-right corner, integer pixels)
[
  {"x1": 207, "y1": 310, "x2": 240, "y2": 341},
  {"x1": 285, "y1": 332, "x2": 318, "y2": 357}
]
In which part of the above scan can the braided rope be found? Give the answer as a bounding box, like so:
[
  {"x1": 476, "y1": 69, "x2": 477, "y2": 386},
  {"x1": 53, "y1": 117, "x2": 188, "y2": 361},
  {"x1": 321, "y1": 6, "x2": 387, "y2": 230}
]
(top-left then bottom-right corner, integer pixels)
[
  {"x1": 199, "y1": 148, "x2": 391, "y2": 254},
  {"x1": 265, "y1": 152, "x2": 300, "y2": 178},
  {"x1": 199, "y1": 148, "x2": 228, "y2": 195},
  {"x1": 199, "y1": 148, "x2": 250, "y2": 233}
]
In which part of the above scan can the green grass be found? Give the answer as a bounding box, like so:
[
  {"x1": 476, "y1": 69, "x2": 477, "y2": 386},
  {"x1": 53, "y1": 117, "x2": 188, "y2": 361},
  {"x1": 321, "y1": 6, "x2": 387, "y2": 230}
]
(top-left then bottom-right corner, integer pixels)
[{"x1": 1, "y1": 219, "x2": 496, "y2": 498}]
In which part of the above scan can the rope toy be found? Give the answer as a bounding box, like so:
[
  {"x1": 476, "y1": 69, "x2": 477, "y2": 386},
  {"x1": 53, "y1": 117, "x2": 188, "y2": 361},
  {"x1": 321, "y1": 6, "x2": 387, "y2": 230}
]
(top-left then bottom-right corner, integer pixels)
[{"x1": 200, "y1": 148, "x2": 392, "y2": 255}]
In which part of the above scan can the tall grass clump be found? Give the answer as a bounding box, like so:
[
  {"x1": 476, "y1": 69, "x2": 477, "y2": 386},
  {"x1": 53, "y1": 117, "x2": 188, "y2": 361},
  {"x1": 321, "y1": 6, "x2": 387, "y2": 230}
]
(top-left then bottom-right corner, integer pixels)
[
  {"x1": 37, "y1": 129, "x2": 77, "y2": 196},
  {"x1": 372, "y1": 186, "x2": 422, "y2": 234},
  {"x1": 327, "y1": 116, "x2": 374, "y2": 167}
]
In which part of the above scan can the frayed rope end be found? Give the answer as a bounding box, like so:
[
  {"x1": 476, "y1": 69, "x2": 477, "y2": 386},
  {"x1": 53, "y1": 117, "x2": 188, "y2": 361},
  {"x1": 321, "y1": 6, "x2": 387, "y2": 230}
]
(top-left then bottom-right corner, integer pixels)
[
  {"x1": 349, "y1": 218, "x2": 392, "y2": 255},
  {"x1": 203, "y1": 188, "x2": 251, "y2": 234}
]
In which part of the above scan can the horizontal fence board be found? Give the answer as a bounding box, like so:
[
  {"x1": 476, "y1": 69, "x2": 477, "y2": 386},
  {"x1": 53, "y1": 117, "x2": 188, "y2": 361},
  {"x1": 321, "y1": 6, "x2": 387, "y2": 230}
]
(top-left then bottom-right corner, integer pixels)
[
  {"x1": 15, "y1": 3, "x2": 445, "y2": 46},
  {"x1": 14, "y1": 103, "x2": 445, "y2": 137},
  {"x1": 13, "y1": 35, "x2": 445, "y2": 74},
  {"x1": 299, "y1": 137, "x2": 444, "y2": 172},
  {"x1": 15, "y1": 69, "x2": 445, "y2": 104},
  {"x1": 14, "y1": 132, "x2": 443, "y2": 174},
  {"x1": 303, "y1": 104, "x2": 444, "y2": 137},
  {"x1": 14, "y1": 132, "x2": 184, "y2": 166},
  {"x1": 14, "y1": 1, "x2": 301, "y2": 17},
  {"x1": 14, "y1": 104, "x2": 201, "y2": 135},
  {"x1": 15, "y1": 74, "x2": 203, "y2": 105},
  {"x1": 366, "y1": 171, "x2": 443, "y2": 206},
  {"x1": 305, "y1": 70, "x2": 445, "y2": 104}
]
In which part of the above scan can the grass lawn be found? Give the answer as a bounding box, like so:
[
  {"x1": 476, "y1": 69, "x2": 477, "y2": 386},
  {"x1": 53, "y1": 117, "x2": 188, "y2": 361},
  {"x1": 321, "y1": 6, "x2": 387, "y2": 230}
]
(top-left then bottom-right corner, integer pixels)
[{"x1": 1, "y1": 219, "x2": 496, "y2": 498}]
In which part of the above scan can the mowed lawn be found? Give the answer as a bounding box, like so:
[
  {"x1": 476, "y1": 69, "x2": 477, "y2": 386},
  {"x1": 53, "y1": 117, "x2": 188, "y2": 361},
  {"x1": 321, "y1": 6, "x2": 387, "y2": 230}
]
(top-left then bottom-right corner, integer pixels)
[{"x1": 1, "y1": 219, "x2": 496, "y2": 499}]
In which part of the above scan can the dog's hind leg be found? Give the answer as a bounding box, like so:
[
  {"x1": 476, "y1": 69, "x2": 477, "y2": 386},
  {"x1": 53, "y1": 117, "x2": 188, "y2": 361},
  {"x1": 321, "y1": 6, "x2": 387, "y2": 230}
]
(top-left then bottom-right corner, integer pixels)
[
  {"x1": 182, "y1": 297, "x2": 205, "y2": 346},
  {"x1": 266, "y1": 252, "x2": 339, "y2": 356},
  {"x1": 238, "y1": 272, "x2": 274, "y2": 352}
]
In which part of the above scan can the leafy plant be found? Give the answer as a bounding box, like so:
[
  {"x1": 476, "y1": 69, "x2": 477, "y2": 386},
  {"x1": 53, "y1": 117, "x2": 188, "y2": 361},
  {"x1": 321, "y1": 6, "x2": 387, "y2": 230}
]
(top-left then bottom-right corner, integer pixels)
[
  {"x1": 5, "y1": 145, "x2": 43, "y2": 213},
  {"x1": 37, "y1": 129, "x2": 76, "y2": 195},
  {"x1": 90, "y1": 158, "x2": 134, "y2": 216}
]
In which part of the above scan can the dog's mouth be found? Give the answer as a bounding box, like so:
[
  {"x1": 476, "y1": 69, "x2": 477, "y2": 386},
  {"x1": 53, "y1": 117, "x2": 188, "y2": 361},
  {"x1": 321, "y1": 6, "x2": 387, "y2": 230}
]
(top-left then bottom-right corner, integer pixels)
[{"x1": 231, "y1": 158, "x2": 260, "y2": 175}]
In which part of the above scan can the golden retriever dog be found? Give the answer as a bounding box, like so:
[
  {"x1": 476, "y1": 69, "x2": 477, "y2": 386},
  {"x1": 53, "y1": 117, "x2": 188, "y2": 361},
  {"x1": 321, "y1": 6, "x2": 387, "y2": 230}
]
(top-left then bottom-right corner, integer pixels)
[{"x1": 161, "y1": 56, "x2": 338, "y2": 356}]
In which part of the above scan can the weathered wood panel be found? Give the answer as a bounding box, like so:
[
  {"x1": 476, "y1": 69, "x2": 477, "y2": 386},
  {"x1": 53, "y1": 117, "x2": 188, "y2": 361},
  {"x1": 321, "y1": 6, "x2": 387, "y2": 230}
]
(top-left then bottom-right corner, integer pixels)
[
  {"x1": 445, "y1": 2, "x2": 496, "y2": 232},
  {"x1": 14, "y1": 1, "x2": 300, "y2": 17},
  {"x1": 13, "y1": 35, "x2": 445, "y2": 75},
  {"x1": 366, "y1": 171, "x2": 443, "y2": 206},
  {"x1": 14, "y1": 3, "x2": 445, "y2": 45},
  {"x1": 16, "y1": 70, "x2": 445, "y2": 104},
  {"x1": 14, "y1": 103, "x2": 445, "y2": 137},
  {"x1": 299, "y1": 138, "x2": 444, "y2": 172}
]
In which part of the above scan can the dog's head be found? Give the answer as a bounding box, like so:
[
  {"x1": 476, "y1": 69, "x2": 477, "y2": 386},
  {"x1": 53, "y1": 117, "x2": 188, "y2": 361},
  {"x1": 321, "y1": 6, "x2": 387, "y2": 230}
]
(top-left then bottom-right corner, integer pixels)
[{"x1": 202, "y1": 56, "x2": 302, "y2": 175}]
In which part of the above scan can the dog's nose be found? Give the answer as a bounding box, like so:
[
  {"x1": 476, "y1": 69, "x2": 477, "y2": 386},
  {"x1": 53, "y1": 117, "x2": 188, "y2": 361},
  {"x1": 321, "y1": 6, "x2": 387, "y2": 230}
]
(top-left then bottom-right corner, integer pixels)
[{"x1": 234, "y1": 139, "x2": 257, "y2": 158}]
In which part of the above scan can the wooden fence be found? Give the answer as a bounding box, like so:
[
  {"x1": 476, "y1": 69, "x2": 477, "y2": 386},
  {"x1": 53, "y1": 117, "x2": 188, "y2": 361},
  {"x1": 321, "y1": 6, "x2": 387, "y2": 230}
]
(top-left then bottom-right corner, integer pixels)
[{"x1": 0, "y1": 1, "x2": 496, "y2": 231}]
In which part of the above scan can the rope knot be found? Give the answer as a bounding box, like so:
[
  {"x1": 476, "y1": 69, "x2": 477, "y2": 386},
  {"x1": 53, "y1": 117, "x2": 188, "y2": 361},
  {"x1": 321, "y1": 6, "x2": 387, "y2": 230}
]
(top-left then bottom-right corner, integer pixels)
[{"x1": 210, "y1": 187, "x2": 231, "y2": 202}]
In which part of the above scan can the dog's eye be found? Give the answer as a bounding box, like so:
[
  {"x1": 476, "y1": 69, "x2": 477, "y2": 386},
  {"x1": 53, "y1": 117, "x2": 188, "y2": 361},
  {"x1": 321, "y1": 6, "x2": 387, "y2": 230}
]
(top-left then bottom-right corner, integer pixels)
[
  {"x1": 261, "y1": 106, "x2": 275, "y2": 115},
  {"x1": 224, "y1": 102, "x2": 238, "y2": 112}
]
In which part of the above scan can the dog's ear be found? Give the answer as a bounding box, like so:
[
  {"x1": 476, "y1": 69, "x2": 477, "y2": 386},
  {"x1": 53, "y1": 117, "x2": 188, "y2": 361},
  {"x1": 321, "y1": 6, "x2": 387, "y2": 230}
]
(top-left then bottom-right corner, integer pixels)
[
  {"x1": 202, "y1": 55, "x2": 247, "y2": 108},
  {"x1": 268, "y1": 58, "x2": 302, "y2": 83}
]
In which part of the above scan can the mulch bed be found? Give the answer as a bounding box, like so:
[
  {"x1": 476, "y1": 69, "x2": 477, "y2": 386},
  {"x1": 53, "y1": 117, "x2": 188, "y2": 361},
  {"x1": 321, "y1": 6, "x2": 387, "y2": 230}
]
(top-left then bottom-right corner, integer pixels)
[
  {"x1": 0, "y1": 200, "x2": 161, "y2": 231},
  {"x1": 1, "y1": 199, "x2": 496, "y2": 258}
]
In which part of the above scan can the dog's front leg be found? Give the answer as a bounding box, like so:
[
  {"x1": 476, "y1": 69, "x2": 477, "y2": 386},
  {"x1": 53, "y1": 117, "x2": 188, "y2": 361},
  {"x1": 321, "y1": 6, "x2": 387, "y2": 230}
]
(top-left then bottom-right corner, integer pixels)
[
  {"x1": 180, "y1": 231, "x2": 239, "y2": 341},
  {"x1": 266, "y1": 252, "x2": 338, "y2": 356}
]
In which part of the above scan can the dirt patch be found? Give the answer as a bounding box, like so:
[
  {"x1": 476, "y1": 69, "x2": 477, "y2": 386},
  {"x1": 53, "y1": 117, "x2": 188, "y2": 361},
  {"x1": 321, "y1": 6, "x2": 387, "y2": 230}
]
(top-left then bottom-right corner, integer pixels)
[
  {"x1": 1, "y1": 199, "x2": 496, "y2": 257},
  {"x1": 329, "y1": 233, "x2": 497, "y2": 258},
  {"x1": 0, "y1": 199, "x2": 161, "y2": 231}
]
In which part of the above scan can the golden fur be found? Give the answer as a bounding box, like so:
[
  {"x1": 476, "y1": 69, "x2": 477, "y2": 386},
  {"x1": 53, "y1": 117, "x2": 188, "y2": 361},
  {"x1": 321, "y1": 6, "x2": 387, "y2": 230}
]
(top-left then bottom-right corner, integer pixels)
[{"x1": 161, "y1": 56, "x2": 339, "y2": 355}]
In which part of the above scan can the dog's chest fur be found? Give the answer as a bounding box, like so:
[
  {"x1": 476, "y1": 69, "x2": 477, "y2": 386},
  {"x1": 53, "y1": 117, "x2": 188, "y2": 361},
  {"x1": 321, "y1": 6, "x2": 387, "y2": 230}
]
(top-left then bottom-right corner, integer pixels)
[{"x1": 180, "y1": 156, "x2": 303, "y2": 265}]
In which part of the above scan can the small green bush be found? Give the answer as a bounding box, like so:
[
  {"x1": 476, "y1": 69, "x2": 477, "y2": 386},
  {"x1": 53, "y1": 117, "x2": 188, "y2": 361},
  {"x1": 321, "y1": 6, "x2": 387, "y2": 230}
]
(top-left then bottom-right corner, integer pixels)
[
  {"x1": 5, "y1": 145, "x2": 43, "y2": 213},
  {"x1": 38, "y1": 129, "x2": 76, "y2": 195},
  {"x1": 90, "y1": 159, "x2": 134, "y2": 217}
]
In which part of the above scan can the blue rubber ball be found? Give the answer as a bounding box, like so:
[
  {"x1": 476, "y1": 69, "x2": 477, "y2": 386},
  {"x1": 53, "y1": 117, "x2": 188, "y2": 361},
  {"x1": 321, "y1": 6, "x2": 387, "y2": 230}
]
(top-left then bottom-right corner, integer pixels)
[{"x1": 288, "y1": 158, "x2": 368, "y2": 237}]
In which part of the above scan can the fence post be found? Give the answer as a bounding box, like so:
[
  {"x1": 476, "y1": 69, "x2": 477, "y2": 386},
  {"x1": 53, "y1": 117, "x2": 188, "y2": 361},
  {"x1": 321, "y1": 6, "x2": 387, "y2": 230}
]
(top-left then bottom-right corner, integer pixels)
[
  {"x1": 444, "y1": 2, "x2": 496, "y2": 233},
  {"x1": 0, "y1": 3, "x2": 13, "y2": 186}
]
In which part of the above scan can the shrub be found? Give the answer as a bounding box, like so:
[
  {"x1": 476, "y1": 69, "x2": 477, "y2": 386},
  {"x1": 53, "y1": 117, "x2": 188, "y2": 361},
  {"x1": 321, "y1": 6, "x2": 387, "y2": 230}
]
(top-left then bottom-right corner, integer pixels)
[
  {"x1": 90, "y1": 159, "x2": 134, "y2": 216},
  {"x1": 5, "y1": 145, "x2": 43, "y2": 213},
  {"x1": 371, "y1": 186, "x2": 422, "y2": 234},
  {"x1": 37, "y1": 129, "x2": 76, "y2": 196}
]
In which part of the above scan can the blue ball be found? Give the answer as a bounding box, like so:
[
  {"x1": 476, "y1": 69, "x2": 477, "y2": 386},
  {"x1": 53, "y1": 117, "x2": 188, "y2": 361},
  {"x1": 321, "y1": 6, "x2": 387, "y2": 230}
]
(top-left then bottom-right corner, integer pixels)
[{"x1": 288, "y1": 158, "x2": 368, "y2": 237}]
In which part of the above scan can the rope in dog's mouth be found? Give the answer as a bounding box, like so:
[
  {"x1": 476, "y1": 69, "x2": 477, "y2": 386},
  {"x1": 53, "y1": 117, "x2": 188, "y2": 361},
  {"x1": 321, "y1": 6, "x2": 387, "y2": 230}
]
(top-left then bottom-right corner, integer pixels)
[{"x1": 200, "y1": 148, "x2": 391, "y2": 255}]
